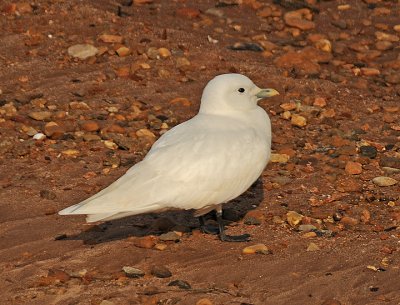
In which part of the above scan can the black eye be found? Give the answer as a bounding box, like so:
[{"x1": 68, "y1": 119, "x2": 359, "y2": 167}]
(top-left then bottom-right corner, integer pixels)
[{"x1": 238, "y1": 88, "x2": 245, "y2": 93}]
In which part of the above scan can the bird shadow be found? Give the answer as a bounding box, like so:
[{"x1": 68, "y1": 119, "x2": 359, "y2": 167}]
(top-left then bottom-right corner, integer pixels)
[{"x1": 65, "y1": 179, "x2": 264, "y2": 245}]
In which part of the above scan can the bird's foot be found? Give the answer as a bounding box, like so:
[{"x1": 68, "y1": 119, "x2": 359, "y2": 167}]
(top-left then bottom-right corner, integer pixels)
[
  {"x1": 201, "y1": 224, "x2": 220, "y2": 235},
  {"x1": 219, "y1": 233, "x2": 251, "y2": 242}
]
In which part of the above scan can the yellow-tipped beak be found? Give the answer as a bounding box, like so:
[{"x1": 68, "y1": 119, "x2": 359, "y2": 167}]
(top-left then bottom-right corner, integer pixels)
[{"x1": 256, "y1": 88, "x2": 279, "y2": 99}]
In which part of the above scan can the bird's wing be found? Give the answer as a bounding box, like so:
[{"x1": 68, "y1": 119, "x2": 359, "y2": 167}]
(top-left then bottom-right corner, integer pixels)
[{"x1": 59, "y1": 115, "x2": 268, "y2": 219}]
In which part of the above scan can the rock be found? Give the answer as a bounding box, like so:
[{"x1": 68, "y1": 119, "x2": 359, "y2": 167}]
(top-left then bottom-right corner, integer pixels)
[
  {"x1": 302, "y1": 232, "x2": 317, "y2": 238},
  {"x1": 361, "y1": 68, "x2": 380, "y2": 76},
  {"x1": 298, "y1": 224, "x2": 317, "y2": 232},
  {"x1": 158, "y1": 47, "x2": 171, "y2": 58},
  {"x1": 243, "y1": 210, "x2": 264, "y2": 225},
  {"x1": 122, "y1": 266, "x2": 145, "y2": 278},
  {"x1": 40, "y1": 190, "x2": 56, "y2": 200},
  {"x1": 133, "y1": 236, "x2": 156, "y2": 249},
  {"x1": 80, "y1": 121, "x2": 100, "y2": 132},
  {"x1": 168, "y1": 280, "x2": 191, "y2": 290},
  {"x1": 286, "y1": 211, "x2": 303, "y2": 227},
  {"x1": 154, "y1": 243, "x2": 168, "y2": 251},
  {"x1": 33, "y1": 133, "x2": 46, "y2": 140},
  {"x1": 169, "y1": 97, "x2": 191, "y2": 107},
  {"x1": 116, "y1": 46, "x2": 131, "y2": 57},
  {"x1": 284, "y1": 9, "x2": 315, "y2": 31},
  {"x1": 99, "y1": 301, "x2": 115, "y2": 305},
  {"x1": 151, "y1": 265, "x2": 172, "y2": 278},
  {"x1": 375, "y1": 31, "x2": 399, "y2": 42},
  {"x1": 159, "y1": 231, "x2": 181, "y2": 242},
  {"x1": 48, "y1": 269, "x2": 70, "y2": 283},
  {"x1": 61, "y1": 149, "x2": 79, "y2": 156},
  {"x1": 375, "y1": 40, "x2": 393, "y2": 51},
  {"x1": 176, "y1": 57, "x2": 191, "y2": 70},
  {"x1": 69, "y1": 101, "x2": 90, "y2": 110},
  {"x1": 372, "y1": 177, "x2": 398, "y2": 187},
  {"x1": 68, "y1": 44, "x2": 98, "y2": 60},
  {"x1": 83, "y1": 134, "x2": 101, "y2": 141},
  {"x1": 228, "y1": 42, "x2": 264, "y2": 52},
  {"x1": 44, "y1": 121, "x2": 65, "y2": 139},
  {"x1": 340, "y1": 216, "x2": 358, "y2": 227},
  {"x1": 380, "y1": 157, "x2": 400, "y2": 169},
  {"x1": 103, "y1": 140, "x2": 118, "y2": 150},
  {"x1": 275, "y1": 47, "x2": 331, "y2": 75},
  {"x1": 315, "y1": 39, "x2": 332, "y2": 52},
  {"x1": 313, "y1": 97, "x2": 327, "y2": 107},
  {"x1": 99, "y1": 34, "x2": 124, "y2": 43},
  {"x1": 270, "y1": 153, "x2": 290, "y2": 163},
  {"x1": 291, "y1": 114, "x2": 307, "y2": 127},
  {"x1": 196, "y1": 299, "x2": 213, "y2": 305},
  {"x1": 136, "y1": 128, "x2": 156, "y2": 138},
  {"x1": 345, "y1": 161, "x2": 362, "y2": 175},
  {"x1": 28, "y1": 111, "x2": 51, "y2": 121},
  {"x1": 382, "y1": 167, "x2": 400, "y2": 174},
  {"x1": 242, "y1": 244, "x2": 271, "y2": 255},
  {"x1": 359, "y1": 146, "x2": 377, "y2": 158},
  {"x1": 306, "y1": 242, "x2": 320, "y2": 251}
]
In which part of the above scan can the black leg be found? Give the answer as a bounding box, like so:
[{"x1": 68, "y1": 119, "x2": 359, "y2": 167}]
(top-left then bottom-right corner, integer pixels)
[
  {"x1": 216, "y1": 210, "x2": 250, "y2": 242},
  {"x1": 199, "y1": 215, "x2": 219, "y2": 235}
]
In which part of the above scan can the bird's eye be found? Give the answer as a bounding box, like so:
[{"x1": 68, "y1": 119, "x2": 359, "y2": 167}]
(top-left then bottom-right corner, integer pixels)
[{"x1": 238, "y1": 88, "x2": 245, "y2": 93}]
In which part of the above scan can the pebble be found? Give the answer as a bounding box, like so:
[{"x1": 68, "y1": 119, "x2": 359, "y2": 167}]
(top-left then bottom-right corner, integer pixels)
[
  {"x1": 122, "y1": 266, "x2": 145, "y2": 278},
  {"x1": 44, "y1": 121, "x2": 64, "y2": 139},
  {"x1": 80, "y1": 121, "x2": 100, "y2": 132},
  {"x1": 382, "y1": 167, "x2": 400, "y2": 174},
  {"x1": 33, "y1": 133, "x2": 46, "y2": 140},
  {"x1": 372, "y1": 176, "x2": 398, "y2": 187},
  {"x1": 313, "y1": 97, "x2": 327, "y2": 107},
  {"x1": 196, "y1": 299, "x2": 213, "y2": 305},
  {"x1": 270, "y1": 153, "x2": 290, "y2": 163},
  {"x1": 28, "y1": 111, "x2": 51, "y2": 121},
  {"x1": 158, "y1": 47, "x2": 171, "y2": 58},
  {"x1": 361, "y1": 68, "x2": 380, "y2": 76},
  {"x1": 40, "y1": 190, "x2": 56, "y2": 200},
  {"x1": 103, "y1": 140, "x2": 118, "y2": 150},
  {"x1": 133, "y1": 236, "x2": 156, "y2": 249},
  {"x1": 359, "y1": 145, "x2": 377, "y2": 158},
  {"x1": 284, "y1": 9, "x2": 315, "y2": 31},
  {"x1": 159, "y1": 231, "x2": 181, "y2": 242},
  {"x1": 150, "y1": 265, "x2": 172, "y2": 278},
  {"x1": 61, "y1": 149, "x2": 79, "y2": 156},
  {"x1": 375, "y1": 31, "x2": 399, "y2": 42},
  {"x1": 340, "y1": 216, "x2": 358, "y2": 227},
  {"x1": 302, "y1": 232, "x2": 317, "y2": 238},
  {"x1": 99, "y1": 34, "x2": 124, "y2": 43},
  {"x1": 228, "y1": 42, "x2": 264, "y2": 52},
  {"x1": 168, "y1": 279, "x2": 191, "y2": 290},
  {"x1": 315, "y1": 39, "x2": 332, "y2": 52},
  {"x1": 154, "y1": 243, "x2": 168, "y2": 251},
  {"x1": 67, "y1": 44, "x2": 98, "y2": 60},
  {"x1": 99, "y1": 301, "x2": 115, "y2": 305},
  {"x1": 176, "y1": 57, "x2": 191, "y2": 69},
  {"x1": 345, "y1": 161, "x2": 362, "y2": 175},
  {"x1": 116, "y1": 46, "x2": 131, "y2": 57},
  {"x1": 291, "y1": 114, "x2": 307, "y2": 127},
  {"x1": 176, "y1": 7, "x2": 201, "y2": 19},
  {"x1": 136, "y1": 128, "x2": 156, "y2": 138},
  {"x1": 306, "y1": 242, "x2": 320, "y2": 251},
  {"x1": 298, "y1": 224, "x2": 317, "y2": 232},
  {"x1": 286, "y1": 211, "x2": 303, "y2": 226},
  {"x1": 242, "y1": 244, "x2": 270, "y2": 255}
]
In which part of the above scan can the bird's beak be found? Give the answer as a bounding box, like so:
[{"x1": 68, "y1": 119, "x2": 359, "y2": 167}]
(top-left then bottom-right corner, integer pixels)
[{"x1": 256, "y1": 88, "x2": 279, "y2": 99}]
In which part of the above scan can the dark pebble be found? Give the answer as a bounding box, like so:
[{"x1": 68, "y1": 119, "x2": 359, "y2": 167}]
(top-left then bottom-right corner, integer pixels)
[
  {"x1": 380, "y1": 156, "x2": 400, "y2": 169},
  {"x1": 168, "y1": 279, "x2": 191, "y2": 290},
  {"x1": 54, "y1": 234, "x2": 67, "y2": 240},
  {"x1": 359, "y1": 145, "x2": 377, "y2": 158},
  {"x1": 40, "y1": 189, "x2": 57, "y2": 200},
  {"x1": 151, "y1": 265, "x2": 172, "y2": 278},
  {"x1": 228, "y1": 42, "x2": 264, "y2": 52}
]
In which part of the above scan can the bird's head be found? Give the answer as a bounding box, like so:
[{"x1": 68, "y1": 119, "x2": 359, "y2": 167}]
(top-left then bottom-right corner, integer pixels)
[{"x1": 199, "y1": 73, "x2": 279, "y2": 115}]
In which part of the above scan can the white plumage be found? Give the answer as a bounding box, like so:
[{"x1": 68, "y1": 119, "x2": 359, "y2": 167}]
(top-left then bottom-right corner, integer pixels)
[{"x1": 59, "y1": 73, "x2": 278, "y2": 226}]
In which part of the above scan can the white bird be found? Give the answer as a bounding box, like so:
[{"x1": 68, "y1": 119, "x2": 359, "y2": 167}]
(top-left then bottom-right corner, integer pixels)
[{"x1": 59, "y1": 73, "x2": 279, "y2": 241}]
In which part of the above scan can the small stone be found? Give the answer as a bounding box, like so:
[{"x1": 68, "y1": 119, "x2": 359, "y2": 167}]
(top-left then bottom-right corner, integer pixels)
[
  {"x1": 159, "y1": 231, "x2": 181, "y2": 242},
  {"x1": 306, "y1": 242, "x2": 320, "y2": 251},
  {"x1": 340, "y1": 216, "x2": 358, "y2": 227},
  {"x1": 359, "y1": 146, "x2": 377, "y2": 158},
  {"x1": 372, "y1": 177, "x2": 398, "y2": 187},
  {"x1": 302, "y1": 232, "x2": 317, "y2": 238},
  {"x1": 176, "y1": 7, "x2": 200, "y2": 19},
  {"x1": 169, "y1": 97, "x2": 191, "y2": 107},
  {"x1": 242, "y1": 244, "x2": 270, "y2": 255},
  {"x1": 315, "y1": 39, "x2": 332, "y2": 52},
  {"x1": 80, "y1": 121, "x2": 100, "y2": 132},
  {"x1": 158, "y1": 48, "x2": 171, "y2": 58},
  {"x1": 313, "y1": 97, "x2": 327, "y2": 107},
  {"x1": 345, "y1": 161, "x2": 362, "y2": 175},
  {"x1": 122, "y1": 266, "x2": 145, "y2": 278},
  {"x1": 28, "y1": 111, "x2": 51, "y2": 121},
  {"x1": 270, "y1": 153, "x2": 290, "y2": 163},
  {"x1": 286, "y1": 211, "x2": 303, "y2": 227},
  {"x1": 284, "y1": 9, "x2": 315, "y2": 31},
  {"x1": 116, "y1": 46, "x2": 131, "y2": 57},
  {"x1": 176, "y1": 57, "x2": 191, "y2": 69},
  {"x1": 133, "y1": 236, "x2": 156, "y2": 249},
  {"x1": 136, "y1": 128, "x2": 156, "y2": 138},
  {"x1": 291, "y1": 114, "x2": 307, "y2": 127},
  {"x1": 361, "y1": 68, "x2": 380, "y2": 76},
  {"x1": 154, "y1": 243, "x2": 168, "y2": 251},
  {"x1": 99, "y1": 301, "x2": 115, "y2": 305},
  {"x1": 83, "y1": 134, "x2": 101, "y2": 142},
  {"x1": 382, "y1": 167, "x2": 400, "y2": 174},
  {"x1": 168, "y1": 280, "x2": 191, "y2": 290},
  {"x1": 44, "y1": 121, "x2": 64, "y2": 139},
  {"x1": 48, "y1": 269, "x2": 70, "y2": 283},
  {"x1": 394, "y1": 25, "x2": 400, "y2": 32},
  {"x1": 375, "y1": 31, "x2": 399, "y2": 42},
  {"x1": 99, "y1": 34, "x2": 124, "y2": 43},
  {"x1": 68, "y1": 44, "x2": 98, "y2": 60},
  {"x1": 104, "y1": 140, "x2": 118, "y2": 150},
  {"x1": 40, "y1": 190, "x2": 56, "y2": 200},
  {"x1": 298, "y1": 224, "x2": 317, "y2": 232},
  {"x1": 151, "y1": 265, "x2": 172, "y2": 278},
  {"x1": 380, "y1": 157, "x2": 400, "y2": 169},
  {"x1": 196, "y1": 299, "x2": 213, "y2": 305},
  {"x1": 69, "y1": 101, "x2": 90, "y2": 110},
  {"x1": 33, "y1": 133, "x2": 46, "y2": 140},
  {"x1": 228, "y1": 42, "x2": 264, "y2": 52},
  {"x1": 61, "y1": 149, "x2": 79, "y2": 156}
]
